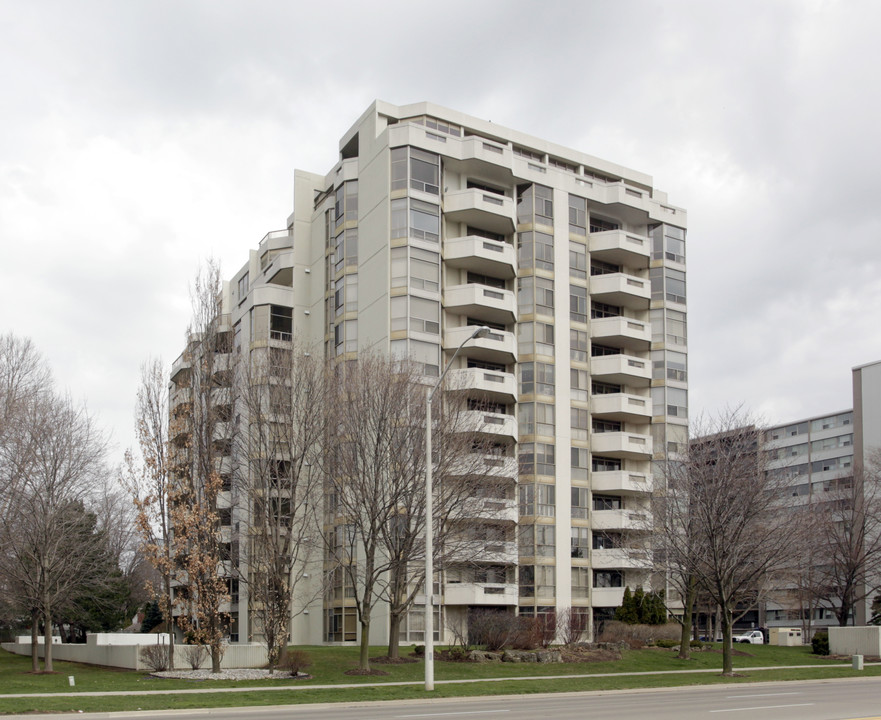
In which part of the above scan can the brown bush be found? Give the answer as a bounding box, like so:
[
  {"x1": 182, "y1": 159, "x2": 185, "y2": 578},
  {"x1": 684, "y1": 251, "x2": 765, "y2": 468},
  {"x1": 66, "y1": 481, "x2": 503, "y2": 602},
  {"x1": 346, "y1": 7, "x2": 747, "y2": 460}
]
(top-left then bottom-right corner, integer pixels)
[
  {"x1": 279, "y1": 649, "x2": 312, "y2": 676},
  {"x1": 598, "y1": 621, "x2": 680, "y2": 648},
  {"x1": 139, "y1": 644, "x2": 170, "y2": 672},
  {"x1": 469, "y1": 609, "x2": 518, "y2": 651}
]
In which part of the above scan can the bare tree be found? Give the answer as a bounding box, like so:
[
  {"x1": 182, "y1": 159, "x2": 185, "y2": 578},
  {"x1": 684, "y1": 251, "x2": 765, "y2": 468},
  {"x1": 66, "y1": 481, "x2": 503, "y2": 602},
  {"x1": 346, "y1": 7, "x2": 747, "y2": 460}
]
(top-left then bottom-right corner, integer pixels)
[
  {"x1": 810, "y1": 455, "x2": 881, "y2": 627},
  {"x1": 236, "y1": 342, "x2": 326, "y2": 672},
  {"x1": 652, "y1": 466, "x2": 704, "y2": 659},
  {"x1": 0, "y1": 390, "x2": 108, "y2": 671},
  {"x1": 323, "y1": 354, "x2": 503, "y2": 669},
  {"x1": 167, "y1": 261, "x2": 236, "y2": 673},
  {"x1": 123, "y1": 358, "x2": 178, "y2": 668},
  {"x1": 681, "y1": 411, "x2": 802, "y2": 675}
]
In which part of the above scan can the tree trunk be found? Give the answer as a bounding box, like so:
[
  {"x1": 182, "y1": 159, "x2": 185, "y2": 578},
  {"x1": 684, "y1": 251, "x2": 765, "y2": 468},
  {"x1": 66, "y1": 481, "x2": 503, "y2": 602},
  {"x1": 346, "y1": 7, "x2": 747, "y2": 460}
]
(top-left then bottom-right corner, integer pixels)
[
  {"x1": 721, "y1": 608, "x2": 734, "y2": 676},
  {"x1": 211, "y1": 643, "x2": 222, "y2": 673},
  {"x1": 387, "y1": 611, "x2": 402, "y2": 659},
  {"x1": 43, "y1": 620, "x2": 53, "y2": 672},
  {"x1": 30, "y1": 609, "x2": 39, "y2": 673},
  {"x1": 678, "y1": 579, "x2": 697, "y2": 660},
  {"x1": 359, "y1": 619, "x2": 371, "y2": 671}
]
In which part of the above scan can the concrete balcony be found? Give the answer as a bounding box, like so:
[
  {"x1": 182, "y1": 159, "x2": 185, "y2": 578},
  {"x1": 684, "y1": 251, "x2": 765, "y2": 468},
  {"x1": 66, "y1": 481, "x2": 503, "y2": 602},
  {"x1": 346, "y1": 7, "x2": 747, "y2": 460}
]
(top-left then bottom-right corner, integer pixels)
[
  {"x1": 250, "y1": 285, "x2": 295, "y2": 309},
  {"x1": 479, "y1": 454, "x2": 518, "y2": 480},
  {"x1": 444, "y1": 235, "x2": 516, "y2": 279},
  {"x1": 591, "y1": 471, "x2": 651, "y2": 495},
  {"x1": 589, "y1": 273, "x2": 650, "y2": 310},
  {"x1": 591, "y1": 548, "x2": 650, "y2": 570},
  {"x1": 444, "y1": 326, "x2": 516, "y2": 365},
  {"x1": 170, "y1": 353, "x2": 192, "y2": 386},
  {"x1": 461, "y1": 409, "x2": 517, "y2": 440},
  {"x1": 444, "y1": 582, "x2": 518, "y2": 607},
  {"x1": 460, "y1": 497, "x2": 518, "y2": 524},
  {"x1": 592, "y1": 509, "x2": 649, "y2": 532},
  {"x1": 590, "y1": 431, "x2": 652, "y2": 459},
  {"x1": 589, "y1": 354, "x2": 651, "y2": 388},
  {"x1": 591, "y1": 587, "x2": 626, "y2": 608},
  {"x1": 447, "y1": 367, "x2": 516, "y2": 404},
  {"x1": 590, "y1": 393, "x2": 651, "y2": 424},
  {"x1": 443, "y1": 188, "x2": 516, "y2": 236},
  {"x1": 448, "y1": 540, "x2": 517, "y2": 565},
  {"x1": 590, "y1": 316, "x2": 651, "y2": 351},
  {"x1": 589, "y1": 230, "x2": 650, "y2": 269},
  {"x1": 444, "y1": 284, "x2": 516, "y2": 326}
]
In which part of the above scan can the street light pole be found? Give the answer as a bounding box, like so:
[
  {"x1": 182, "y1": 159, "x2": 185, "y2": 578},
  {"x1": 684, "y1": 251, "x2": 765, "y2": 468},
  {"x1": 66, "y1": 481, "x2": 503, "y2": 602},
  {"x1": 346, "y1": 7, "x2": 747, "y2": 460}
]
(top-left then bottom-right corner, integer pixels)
[{"x1": 425, "y1": 325, "x2": 491, "y2": 691}]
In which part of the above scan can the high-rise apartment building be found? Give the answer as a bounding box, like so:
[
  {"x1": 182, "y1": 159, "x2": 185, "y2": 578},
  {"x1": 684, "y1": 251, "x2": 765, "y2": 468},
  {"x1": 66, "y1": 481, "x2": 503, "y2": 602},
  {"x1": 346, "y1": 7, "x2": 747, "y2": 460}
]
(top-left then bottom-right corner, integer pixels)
[{"x1": 170, "y1": 100, "x2": 688, "y2": 646}]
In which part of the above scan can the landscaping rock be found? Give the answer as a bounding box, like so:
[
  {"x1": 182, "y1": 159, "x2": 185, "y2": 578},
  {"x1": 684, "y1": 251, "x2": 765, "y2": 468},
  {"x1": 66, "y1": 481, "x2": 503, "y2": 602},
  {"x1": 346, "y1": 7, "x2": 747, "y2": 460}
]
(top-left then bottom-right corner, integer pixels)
[
  {"x1": 467, "y1": 650, "x2": 502, "y2": 663},
  {"x1": 501, "y1": 649, "x2": 562, "y2": 663}
]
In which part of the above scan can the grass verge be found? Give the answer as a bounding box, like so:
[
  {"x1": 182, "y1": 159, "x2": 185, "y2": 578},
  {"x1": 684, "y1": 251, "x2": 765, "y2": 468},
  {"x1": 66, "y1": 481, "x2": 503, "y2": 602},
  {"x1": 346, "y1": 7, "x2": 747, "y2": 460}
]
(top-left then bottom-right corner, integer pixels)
[{"x1": 0, "y1": 644, "x2": 869, "y2": 715}]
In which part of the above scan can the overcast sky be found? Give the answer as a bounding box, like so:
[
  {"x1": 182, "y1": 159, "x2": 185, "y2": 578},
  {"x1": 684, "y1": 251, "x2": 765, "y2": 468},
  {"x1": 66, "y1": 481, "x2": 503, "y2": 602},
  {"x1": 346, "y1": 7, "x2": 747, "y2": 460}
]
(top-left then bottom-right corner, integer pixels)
[{"x1": 2, "y1": 0, "x2": 879, "y2": 464}]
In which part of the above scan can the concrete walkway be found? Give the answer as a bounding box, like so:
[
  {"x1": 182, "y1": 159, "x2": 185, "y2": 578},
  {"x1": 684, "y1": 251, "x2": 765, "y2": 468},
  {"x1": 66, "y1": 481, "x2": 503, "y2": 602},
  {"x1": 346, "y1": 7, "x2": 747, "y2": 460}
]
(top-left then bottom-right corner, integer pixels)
[{"x1": 0, "y1": 662, "x2": 874, "y2": 699}]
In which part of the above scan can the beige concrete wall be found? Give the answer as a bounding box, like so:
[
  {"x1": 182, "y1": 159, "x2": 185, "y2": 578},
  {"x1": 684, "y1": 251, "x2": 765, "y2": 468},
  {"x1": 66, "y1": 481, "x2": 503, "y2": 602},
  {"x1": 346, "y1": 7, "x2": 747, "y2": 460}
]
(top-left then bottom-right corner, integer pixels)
[
  {"x1": 829, "y1": 626, "x2": 881, "y2": 656},
  {"x1": 1, "y1": 641, "x2": 269, "y2": 670}
]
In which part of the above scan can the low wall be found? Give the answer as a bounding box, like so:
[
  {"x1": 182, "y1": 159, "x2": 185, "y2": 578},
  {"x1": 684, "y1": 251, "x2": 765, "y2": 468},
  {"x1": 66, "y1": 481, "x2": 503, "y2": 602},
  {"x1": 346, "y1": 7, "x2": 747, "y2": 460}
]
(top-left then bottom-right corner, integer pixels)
[
  {"x1": 829, "y1": 626, "x2": 881, "y2": 656},
  {"x1": 1, "y1": 641, "x2": 268, "y2": 670}
]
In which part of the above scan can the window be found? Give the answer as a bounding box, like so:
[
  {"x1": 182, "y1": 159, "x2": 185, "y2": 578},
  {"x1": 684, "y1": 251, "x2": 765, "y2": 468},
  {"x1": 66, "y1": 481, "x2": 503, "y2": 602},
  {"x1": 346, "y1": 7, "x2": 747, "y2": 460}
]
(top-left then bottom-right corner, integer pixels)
[
  {"x1": 571, "y1": 527, "x2": 589, "y2": 558},
  {"x1": 334, "y1": 180, "x2": 358, "y2": 227},
  {"x1": 570, "y1": 368, "x2": 588, "y2": 403},
  {"x1": 594, "y1": 570, "x2": 623, "y2": 588},
  {"x1": 567, "y1": 285, "x2": 587, "y2": 324},
  {"x1": 592, "y1": 455, "x2": 621, "y2": 472},
  {"x1": 517, "y1": 183, "x2": 554, "y2": 225},
  {"x1": 569, "y1": 195, "x2": 587, "y2": 235},
  {"x1": 591, "y1": 344, "x2": 620, "y2": 357},
  {"x1": 651, "y1": 224, "x2": 686, "y2": 263},
  {"x1": 409, "y1": 297, "x2": 440, "y2": 334},
  {"x1": 237, "y1": 272, "x2": 249, "y2": 300},
  {"x1": 591, "y1": 259, "x2": 620, "y2": 276},
  {"x1": 571, "y1": 407, "x2": 589, "y2": 442},
  {"x1": 572, "y1": 567, "x2": 590, "y2": 598},
  {"x1": 410, "y1": 200, "x2": 440, "y2": 242},
  {"x1": 569, "y1": 241, "x2": 587, "y2": 280},
  {"x1": 390, "y1": 147, "x2": 408, "y2": 191},
  {"x1": 519, "y1": 322, "x2": 554, "y2": 357},
  {"x1": 592, "y1": 419, "x2": 622, "y2": 434},
  {"x1": 667, "y1": 387, "x2": 688, "y2": 418},
  {"x1": 409, "y1": 148, "x2": 440, "y2": 194},
  {"x1": 593, "y1": 532, "x2": 621, "y2": 550},
  {"x1": 571, "y1": 448, "x2": 589, "y2": 480},
  {"x1": 666, "y1": 268, "x2": 686, "y2": 304},
  {"x1": 591, "y1": 301, "x2": 620, "y2": 319},
  {"x1": 519, "y1": 442, "x2": 555, "y2": 476},
  {"x1": 536, "y1": 525, "x2": 555, "y2": 556},
  {"x1": 592, "y1": 381, "x2": 622, "y2": 395},
  {"x1": 518, "y1": 231, "x2": 554, "y2": 270},
  {"x1": 410, "y1": 248, "x2": 440, "y2": 291},
  {"x1": 518, "y1": 276, "x2": 554, "y2": 317},
  {"x1": 571, "y1": 487, "x2": 589, "y2": 519},
  {"x1": 538, "y1": 484, "x2": 555, "y2": 516},
  {"x1": 590, "y1": 216, "x2": 619, "y2": 233},
  {"x1": 520, "y1": 362, "x2": 554, "y2": 396},
  {"x1": 391, "y1": 198, "x2": 407, "y2": 239},
  {"x1": 570, "y1": 329, "x2": 588, "y2": 363},
  {"x1": 519, "y1": 402, "x2": 555, "y2": 437},
  {"x1": 593, "y1": 494, "x2": 622, "y2": 511}
]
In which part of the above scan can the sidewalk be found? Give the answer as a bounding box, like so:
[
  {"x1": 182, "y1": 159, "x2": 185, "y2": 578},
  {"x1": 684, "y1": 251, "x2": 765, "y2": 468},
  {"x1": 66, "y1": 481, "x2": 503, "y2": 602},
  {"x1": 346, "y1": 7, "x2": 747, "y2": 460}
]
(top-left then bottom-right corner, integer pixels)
[{"x1": 0, "y1": 662, "x2": 872, "y2": 699}]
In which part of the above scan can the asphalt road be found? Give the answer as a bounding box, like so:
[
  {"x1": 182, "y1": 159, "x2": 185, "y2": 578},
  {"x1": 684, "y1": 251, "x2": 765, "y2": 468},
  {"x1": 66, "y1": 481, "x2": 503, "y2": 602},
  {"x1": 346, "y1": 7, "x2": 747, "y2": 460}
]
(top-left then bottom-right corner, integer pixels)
[{"x1": 8, "y1": 677, "x2": 881, "y2": 720}]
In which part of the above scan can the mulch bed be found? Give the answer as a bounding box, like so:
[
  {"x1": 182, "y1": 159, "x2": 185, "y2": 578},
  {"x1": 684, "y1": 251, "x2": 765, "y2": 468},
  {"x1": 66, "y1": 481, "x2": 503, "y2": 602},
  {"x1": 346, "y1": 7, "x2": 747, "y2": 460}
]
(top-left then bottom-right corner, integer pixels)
[
  {"x1": 370, "y1": 655, "x2": 418, "y2": 664},
  {"x1": 343, "y1": 667, "x2": 390, "y2": 676}
]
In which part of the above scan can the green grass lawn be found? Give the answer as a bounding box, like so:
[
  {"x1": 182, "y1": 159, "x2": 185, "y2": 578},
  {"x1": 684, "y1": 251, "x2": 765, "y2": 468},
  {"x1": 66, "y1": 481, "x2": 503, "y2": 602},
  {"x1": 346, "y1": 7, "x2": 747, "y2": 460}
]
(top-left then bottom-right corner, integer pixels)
[{"x1": 0, "y1": 643, "x2": 872, "y2": 716}]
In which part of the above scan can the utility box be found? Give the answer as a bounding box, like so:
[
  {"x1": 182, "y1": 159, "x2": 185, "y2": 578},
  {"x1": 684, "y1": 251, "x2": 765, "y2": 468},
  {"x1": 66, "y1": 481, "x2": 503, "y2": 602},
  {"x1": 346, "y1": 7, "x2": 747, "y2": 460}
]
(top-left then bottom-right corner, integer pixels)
[{"x1": 769, "y1": 627, "x2": 803, "y2": 646}]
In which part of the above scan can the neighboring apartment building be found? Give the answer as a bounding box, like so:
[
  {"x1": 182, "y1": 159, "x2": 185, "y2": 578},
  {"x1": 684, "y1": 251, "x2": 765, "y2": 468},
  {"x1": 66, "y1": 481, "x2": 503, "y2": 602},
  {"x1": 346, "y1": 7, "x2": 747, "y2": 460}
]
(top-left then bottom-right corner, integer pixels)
[
  {"x1": 169, "y1": 100, "x2": 688, "y2": 646},
  {"x1": 761, "y1": 360, "x2": 881, "y2": 630}
]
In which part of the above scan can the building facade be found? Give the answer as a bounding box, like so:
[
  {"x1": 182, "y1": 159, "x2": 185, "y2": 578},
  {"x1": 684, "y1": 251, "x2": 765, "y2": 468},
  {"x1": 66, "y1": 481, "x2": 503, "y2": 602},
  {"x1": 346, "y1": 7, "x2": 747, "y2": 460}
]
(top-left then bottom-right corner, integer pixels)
[
  {"x1": 760, "y1": 360, "x2": 881, "y2": 631},
  {"x1": 171, "y1": 101, "x2": 688, "y2": 646}
]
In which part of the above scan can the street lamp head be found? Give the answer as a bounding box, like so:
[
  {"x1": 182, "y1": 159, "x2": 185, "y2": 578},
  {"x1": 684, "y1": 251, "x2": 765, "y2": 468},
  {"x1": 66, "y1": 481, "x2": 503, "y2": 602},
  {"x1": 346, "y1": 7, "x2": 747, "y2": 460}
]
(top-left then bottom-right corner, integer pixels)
[{"x1": 472, "y1": 325, "x2": 493, "y2": 340}]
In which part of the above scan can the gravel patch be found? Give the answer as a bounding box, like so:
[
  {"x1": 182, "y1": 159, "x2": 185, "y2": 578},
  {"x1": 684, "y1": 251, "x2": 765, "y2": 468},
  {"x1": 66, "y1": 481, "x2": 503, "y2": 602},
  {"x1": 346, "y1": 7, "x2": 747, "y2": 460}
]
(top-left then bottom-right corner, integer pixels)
[{"x1": 152, "y1": 669, "x2": 303, "y2": 681}]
